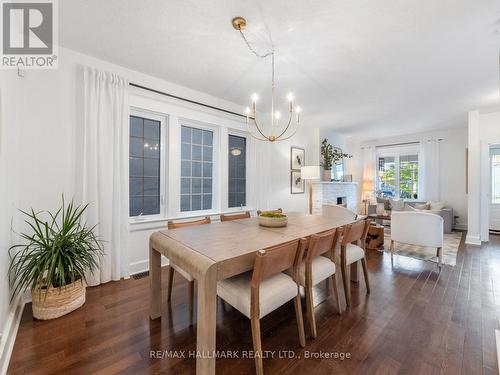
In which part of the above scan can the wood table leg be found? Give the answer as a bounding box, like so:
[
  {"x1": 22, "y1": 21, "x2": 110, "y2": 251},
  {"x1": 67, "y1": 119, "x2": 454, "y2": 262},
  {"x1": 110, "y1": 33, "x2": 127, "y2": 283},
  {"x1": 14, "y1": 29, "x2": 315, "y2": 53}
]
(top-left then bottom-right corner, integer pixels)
[
  {"x1": 196, "y1": 265, "x2": 217, "y2": 375},
  {"x1": 149, "y1": 246, "x2": 162, "y2": 319},
  {"x1": 350, "y1": 261, "x2": 359, "y2": 283}
]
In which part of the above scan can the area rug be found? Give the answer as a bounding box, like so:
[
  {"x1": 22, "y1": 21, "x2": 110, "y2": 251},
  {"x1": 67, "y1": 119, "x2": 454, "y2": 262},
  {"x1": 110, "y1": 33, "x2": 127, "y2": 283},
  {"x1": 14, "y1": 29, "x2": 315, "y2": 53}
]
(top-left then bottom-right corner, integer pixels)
[{"x1": 383, "y1": 228, "x2": 462, "y2": 266}]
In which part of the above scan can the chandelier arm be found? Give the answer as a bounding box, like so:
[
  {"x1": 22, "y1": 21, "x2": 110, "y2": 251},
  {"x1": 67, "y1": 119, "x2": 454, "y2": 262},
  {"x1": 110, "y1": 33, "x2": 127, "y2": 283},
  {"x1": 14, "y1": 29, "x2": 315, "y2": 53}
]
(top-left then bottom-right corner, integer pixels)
[
  {"x1": 245, "y1": 121, "x2": 269, "y2": 141},
  {"x1": 274, "y1": 113, "x2": 294, "y2": 140},
  {"x1": 250, "y1": 113, "x2": 270, "y2": 140},
  {"x1": 274, "y1": 120, "x2": 301, "y2": 141}
]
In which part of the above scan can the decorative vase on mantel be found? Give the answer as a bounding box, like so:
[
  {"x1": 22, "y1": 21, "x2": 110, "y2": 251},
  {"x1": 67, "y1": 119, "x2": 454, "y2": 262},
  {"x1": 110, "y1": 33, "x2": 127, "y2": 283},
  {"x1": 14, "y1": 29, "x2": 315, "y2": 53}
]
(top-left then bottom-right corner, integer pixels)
[{"x1": 322, "y1": 169, "x2": 332, "y2": 182}]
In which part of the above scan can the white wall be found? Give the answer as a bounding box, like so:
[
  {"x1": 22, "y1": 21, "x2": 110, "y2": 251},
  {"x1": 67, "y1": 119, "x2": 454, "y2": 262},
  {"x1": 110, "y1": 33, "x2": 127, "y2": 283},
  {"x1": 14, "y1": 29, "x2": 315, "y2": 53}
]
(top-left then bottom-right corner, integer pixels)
[
  {"x1": 345, "y1": 127, "x2": 468, "y2": 229},
  {"x1": 0, "y1": 47, "x2": 319, "y2": 283},
  {"x1": 466, "y1": 109, "x2": 500, "y2": 244}
]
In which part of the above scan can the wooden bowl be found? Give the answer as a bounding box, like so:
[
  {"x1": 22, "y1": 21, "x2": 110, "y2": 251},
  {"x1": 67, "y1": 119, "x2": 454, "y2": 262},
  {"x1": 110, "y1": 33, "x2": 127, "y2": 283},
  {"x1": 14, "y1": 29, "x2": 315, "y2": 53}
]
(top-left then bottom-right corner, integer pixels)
[{"x1": 258, "y1": 215, "x2": 288, "y2": 228}]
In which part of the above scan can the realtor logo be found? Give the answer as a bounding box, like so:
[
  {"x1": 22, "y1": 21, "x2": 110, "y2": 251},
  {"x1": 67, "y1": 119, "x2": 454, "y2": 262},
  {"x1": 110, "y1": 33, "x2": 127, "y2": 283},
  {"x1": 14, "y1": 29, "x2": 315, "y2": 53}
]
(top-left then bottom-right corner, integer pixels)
[{"x1": 1, "y1": 0, "x2": 58, "y2": 69}]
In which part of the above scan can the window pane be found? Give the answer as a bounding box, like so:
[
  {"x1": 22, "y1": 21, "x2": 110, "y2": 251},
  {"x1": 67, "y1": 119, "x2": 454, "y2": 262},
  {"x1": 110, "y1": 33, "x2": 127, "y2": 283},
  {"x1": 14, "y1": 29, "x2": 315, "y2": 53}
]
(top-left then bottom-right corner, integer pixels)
[
  {"x1": 129, "y1": 115, "x2": 162, "y2": 217},
  {"x1": 180, "y1": 125, "x2": 213, "y2": 211},
  {"x1": 399, "y1": 154, "x2": 418, "y2": 199},
  {"x1": 228, "y1": 135, "x2": 246, "y2": 207},
  {"x1": 377, "y1": 156, "x2": 396, "y2": 198}
]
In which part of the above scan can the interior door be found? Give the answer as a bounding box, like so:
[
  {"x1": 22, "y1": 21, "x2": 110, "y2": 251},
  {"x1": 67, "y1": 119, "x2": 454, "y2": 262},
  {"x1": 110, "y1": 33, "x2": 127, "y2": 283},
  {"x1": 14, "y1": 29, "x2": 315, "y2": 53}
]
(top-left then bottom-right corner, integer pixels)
[{"x1": 490, "y1": 146, "x2": 500, "y2": 231}]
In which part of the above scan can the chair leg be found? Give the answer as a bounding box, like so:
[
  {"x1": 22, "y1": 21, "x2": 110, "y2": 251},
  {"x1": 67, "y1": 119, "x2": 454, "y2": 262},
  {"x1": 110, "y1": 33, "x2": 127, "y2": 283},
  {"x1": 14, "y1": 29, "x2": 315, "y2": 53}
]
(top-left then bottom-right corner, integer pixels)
[
  {"x1": 437, "y1": 247, "x2": 442, "y2": 266},
  {"x1": 341, "y1": 262, "x2": 351, "y2": 307},
  {"x1": 293, "y1": 291, "x2": 306, "y2": 347},
  {"x1": 361, "y1": 258, "x2": 370, "y2": 294},
  {"x1": 390, "y1": 240, "x2": 395, "y2": 256},
  {"x1": 250, "y1": 316, "x2": 264, "y2": 375},
  {"x1": 305, "y1": 283, "x2": 317, "y2": 339},
  {"x1": 188, "y1": 280, "x2": 195, "y2": 326},
  {"x1": 167, "y1": 266, "x2": 175, "y2": 302},
  {"x1": 331, "y1": 274, "x2": 342, "y2": 315}
]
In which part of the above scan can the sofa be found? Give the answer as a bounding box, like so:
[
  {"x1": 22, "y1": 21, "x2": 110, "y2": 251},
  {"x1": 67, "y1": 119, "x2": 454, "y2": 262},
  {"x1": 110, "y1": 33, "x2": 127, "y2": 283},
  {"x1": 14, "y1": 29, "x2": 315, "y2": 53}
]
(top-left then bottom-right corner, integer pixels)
[{"x1": 368, "y1": 199, "x2": 454, "y2": 233}]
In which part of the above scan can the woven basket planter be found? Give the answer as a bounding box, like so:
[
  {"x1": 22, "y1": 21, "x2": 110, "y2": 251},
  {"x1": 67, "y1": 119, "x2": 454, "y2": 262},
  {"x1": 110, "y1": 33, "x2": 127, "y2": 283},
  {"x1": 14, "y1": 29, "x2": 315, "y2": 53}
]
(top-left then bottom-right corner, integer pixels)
[{"x1": 31, "y1": 279, "x2": 86, "y2": 320}]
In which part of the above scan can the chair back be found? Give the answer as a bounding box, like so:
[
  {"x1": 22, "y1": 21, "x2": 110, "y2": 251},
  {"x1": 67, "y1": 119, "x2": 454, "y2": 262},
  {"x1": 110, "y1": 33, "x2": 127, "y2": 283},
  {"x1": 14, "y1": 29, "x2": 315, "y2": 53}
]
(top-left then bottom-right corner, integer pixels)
[
  {"x1": 167, "y1": 216, "x2": 211, "y2": 230},
  {"x1": 391, "y1": 211, "x2": 443, "y2": 248},
  {"x1": 251, "y1": 239, "x2": 307, "y2": 288},
  {"x1": 306, "y1": 229, "x2": 339, "y2": 263},
  {"x1": 220, "y1": 211, "x2": 251, "y2": 222},
  {"x1": 322, "y1": 204, "x2": 357, "y2": 222},
  {"x1": 256, "y1": 208, "x2": 283, "y2": 216},
  {"x1": 341, "y1": 219, "x2": 370, "y2": 246}
]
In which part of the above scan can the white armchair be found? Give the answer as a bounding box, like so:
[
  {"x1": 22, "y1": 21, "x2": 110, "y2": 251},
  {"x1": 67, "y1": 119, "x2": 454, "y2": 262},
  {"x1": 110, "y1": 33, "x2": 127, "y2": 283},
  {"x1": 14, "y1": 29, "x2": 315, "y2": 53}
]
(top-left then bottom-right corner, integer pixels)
[
  {"x1": 390, "y1": 211, "x2": 444, "y2": 265},
  {"x1": 322, "y1": 204, "x2": 357, "y2": 222}
]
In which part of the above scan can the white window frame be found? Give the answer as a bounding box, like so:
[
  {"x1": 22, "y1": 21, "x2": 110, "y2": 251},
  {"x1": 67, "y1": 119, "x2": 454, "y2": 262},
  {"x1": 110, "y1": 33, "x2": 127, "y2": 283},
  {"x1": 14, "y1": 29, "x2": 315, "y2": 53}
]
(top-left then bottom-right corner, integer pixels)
[
  {"x1": 129, "y1": 108, "x2": 168, "y2": 222},
  {"x1": 177, "y1": 118, "x2": 220, "y2": 217},
  {"x1": 225, "y1": 130, "x2": 250, "y2": 211},
  {"x1": 376, "y1": 145, "x2": 420, "y2": 200}
]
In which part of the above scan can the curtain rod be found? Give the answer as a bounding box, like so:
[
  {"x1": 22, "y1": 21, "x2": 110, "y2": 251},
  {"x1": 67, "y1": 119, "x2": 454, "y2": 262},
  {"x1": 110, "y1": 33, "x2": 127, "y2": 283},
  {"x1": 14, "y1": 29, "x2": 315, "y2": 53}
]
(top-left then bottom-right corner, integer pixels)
[
  {"x1": 129, "y1": 82, "x2": 251, "y2": 120},
  {"x1": 375, "y1": 139, "x2": 443, "y2": 149}
]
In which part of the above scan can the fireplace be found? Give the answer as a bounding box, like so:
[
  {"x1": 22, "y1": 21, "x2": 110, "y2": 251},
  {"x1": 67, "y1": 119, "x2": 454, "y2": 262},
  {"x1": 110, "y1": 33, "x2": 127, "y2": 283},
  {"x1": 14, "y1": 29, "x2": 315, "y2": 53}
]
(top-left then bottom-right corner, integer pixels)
[
  {"x1": 337, "y1": 196, "x2": 347, "y2": 207},
  {"x1": 310, "y1": 182, "x2": 359, "y2": 215}
]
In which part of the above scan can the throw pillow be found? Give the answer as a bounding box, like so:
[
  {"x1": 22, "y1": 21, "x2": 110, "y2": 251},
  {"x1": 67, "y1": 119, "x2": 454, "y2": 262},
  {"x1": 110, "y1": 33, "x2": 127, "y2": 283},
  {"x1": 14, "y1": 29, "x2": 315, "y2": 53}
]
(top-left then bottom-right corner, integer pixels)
[
  {"x1": 414, "y1": 202, "x2": 430, "y2": 210},
  {"x1": 430, "y1": 201, "x2": 446, "y2": 210},
  {"x1": 390, "y1": 199, "x2": 405, "y2": 211},
  {"x1": 376, "y1": 197, "x2": 391, "y2": 210},
  {"x1": 404, "y1": 204, "x2": 417, "y2": 211}
]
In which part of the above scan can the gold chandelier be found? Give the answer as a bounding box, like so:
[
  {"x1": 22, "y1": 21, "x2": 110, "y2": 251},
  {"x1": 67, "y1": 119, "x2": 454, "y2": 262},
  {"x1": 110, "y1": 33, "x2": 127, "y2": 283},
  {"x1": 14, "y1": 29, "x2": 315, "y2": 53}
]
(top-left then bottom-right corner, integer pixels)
[{"x1": 232, "y1": 16, "x2": 301, "y2": 142}]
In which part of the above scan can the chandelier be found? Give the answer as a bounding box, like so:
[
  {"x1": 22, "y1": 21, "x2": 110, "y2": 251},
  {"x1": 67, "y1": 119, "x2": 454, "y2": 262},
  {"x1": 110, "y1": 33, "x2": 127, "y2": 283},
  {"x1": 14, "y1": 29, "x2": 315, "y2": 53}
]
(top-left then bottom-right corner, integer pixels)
[{"x1": 232, "y1": 17, "x2": 301, "y2": 142}]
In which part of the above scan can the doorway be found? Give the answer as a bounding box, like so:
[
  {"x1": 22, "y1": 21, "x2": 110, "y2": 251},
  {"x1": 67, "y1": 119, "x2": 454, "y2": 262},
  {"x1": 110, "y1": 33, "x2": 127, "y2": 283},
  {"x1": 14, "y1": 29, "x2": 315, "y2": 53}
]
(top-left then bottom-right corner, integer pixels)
[{"x1": 489, "y1": 145, "x2": 500, "y2": 232}]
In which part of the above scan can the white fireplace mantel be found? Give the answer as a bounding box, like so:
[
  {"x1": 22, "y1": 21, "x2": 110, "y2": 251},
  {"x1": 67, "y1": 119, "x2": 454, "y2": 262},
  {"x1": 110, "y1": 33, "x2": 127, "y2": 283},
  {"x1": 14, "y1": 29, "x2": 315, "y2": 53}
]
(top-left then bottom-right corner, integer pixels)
[{"x1": 311, "y1": 181, "x2": 359, "y2": 214}]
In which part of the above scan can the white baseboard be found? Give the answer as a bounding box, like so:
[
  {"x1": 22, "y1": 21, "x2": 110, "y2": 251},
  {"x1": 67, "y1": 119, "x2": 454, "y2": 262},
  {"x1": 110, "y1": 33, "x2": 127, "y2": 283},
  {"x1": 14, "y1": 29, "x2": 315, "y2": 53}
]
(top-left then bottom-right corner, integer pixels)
[
  {"x1": 0, "y1": 296, "x2": 25, "y2": 375},
  {"x1": 496, "y1": 327, "x2": 500, "y2": 373},
  {"x1": 129, "y1": 257, "x2": 169, "y2": 275},
  {"x1": 465, "y1": 234, "x2": 481, "y2": 246}
]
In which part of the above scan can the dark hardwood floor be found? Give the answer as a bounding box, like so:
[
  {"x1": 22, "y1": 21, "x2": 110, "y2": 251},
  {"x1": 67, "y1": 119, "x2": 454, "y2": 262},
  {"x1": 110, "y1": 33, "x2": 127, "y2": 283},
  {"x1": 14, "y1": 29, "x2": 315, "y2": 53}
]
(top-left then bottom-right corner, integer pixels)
[{"x1": 8, "y1": 233, "x2": 500, "y2": 374}]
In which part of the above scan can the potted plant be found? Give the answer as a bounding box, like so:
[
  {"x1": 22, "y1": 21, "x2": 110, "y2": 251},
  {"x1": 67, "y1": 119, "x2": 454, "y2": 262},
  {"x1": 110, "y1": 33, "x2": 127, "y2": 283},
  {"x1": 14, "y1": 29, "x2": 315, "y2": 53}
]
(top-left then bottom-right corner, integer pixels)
[
  {"x1": 320, "y1": 138, "x2": 352, "y2": 181},
  {"x1": 9, "y1": 197, "x2": 103, "y2": 320},
  {"x1": 258, "y1": 211, "x2": 288, "y2": 228}
]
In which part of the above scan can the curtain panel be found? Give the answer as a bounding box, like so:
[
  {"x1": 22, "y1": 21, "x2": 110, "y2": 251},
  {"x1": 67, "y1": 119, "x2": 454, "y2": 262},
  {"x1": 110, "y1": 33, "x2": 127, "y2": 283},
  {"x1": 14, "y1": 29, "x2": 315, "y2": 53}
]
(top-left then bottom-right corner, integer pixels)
[{"x1": 82, "y1": 66, "x2": 130, "y2": 285}]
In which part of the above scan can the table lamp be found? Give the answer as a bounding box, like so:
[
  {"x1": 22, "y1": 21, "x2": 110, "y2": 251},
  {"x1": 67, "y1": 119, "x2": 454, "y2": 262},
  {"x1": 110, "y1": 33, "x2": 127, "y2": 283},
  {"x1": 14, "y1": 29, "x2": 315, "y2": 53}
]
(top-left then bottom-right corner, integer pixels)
[{"x1": 300, "y1": 166, "x2": 320, "y2": 214}]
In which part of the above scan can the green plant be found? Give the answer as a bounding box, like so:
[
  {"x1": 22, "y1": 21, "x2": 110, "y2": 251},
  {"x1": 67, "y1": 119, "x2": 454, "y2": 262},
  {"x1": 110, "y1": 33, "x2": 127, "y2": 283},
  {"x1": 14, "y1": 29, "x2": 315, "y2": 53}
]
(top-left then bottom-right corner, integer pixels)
[
  {"x1": 8, "y1": 197, "x2": 104, "y2": 301},
  {"x1": 320, "y1": 138, "x2": 352, "y2": 170},
  {"x1": 259, "y1": 212, "x2": 287, "y2": 218}
]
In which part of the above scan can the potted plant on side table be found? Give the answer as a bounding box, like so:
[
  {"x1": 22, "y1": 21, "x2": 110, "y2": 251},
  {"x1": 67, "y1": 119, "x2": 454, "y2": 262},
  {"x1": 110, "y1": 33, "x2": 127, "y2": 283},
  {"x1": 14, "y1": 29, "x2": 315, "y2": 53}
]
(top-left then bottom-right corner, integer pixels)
[{"x1": 9, "y1": 197, "x2": 103, "y2": 320}]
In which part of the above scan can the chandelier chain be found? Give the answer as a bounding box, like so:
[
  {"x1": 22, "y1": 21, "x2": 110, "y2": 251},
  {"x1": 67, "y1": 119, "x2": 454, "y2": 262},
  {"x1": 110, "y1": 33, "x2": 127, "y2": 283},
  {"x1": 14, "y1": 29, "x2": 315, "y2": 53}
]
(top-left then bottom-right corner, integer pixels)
[{"x1": 238, "y1": 30, "x2": 273, "y2": 59}]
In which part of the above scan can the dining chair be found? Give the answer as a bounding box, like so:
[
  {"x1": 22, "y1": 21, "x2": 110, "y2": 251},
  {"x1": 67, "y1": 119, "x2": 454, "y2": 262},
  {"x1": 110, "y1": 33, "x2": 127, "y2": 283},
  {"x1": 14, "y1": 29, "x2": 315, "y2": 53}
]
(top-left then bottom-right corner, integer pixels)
[
  {"x1": 220, "y1": 211, "x2": 251, "y2": 221},
  {"x1": 167, "y1": 216, "x2": 211, "y2": 325},
  {"x1": 256, "y1": 208, "x2": 283, "y2": 216},
  {"x1": 217, "y1": 239, "x2": 307, "y2": 375},
  {"x1": 339, "y1": 219, "x2": 371, "y2": 307},
  {"x1": 295, "y1": 229, "x2": 342, "y2": 338}
]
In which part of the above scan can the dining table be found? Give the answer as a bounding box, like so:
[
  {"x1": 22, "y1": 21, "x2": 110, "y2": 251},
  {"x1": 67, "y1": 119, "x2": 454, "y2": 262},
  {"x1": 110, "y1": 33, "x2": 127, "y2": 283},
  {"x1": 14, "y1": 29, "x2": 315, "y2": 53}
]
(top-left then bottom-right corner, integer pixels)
[{"x1": 149, "y1": 212, "x2": 357, "y2": 374}]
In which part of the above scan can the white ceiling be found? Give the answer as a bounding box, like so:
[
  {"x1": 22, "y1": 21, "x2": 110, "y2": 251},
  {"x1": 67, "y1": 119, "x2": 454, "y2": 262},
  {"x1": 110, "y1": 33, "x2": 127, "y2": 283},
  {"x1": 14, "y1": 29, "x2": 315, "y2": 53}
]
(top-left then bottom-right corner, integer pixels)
[{"x1": 61, "y1": 0, "x2": 500, "y2": 139}]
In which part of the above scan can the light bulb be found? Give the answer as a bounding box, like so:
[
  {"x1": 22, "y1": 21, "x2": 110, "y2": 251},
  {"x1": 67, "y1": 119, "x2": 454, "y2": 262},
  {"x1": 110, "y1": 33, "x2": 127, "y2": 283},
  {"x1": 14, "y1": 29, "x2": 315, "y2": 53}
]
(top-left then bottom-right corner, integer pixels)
[
  {"x1": 275, "y1": 111, "x2": 281, "y2": 119},
  {"x1": 251, "y1": 93, "x2": 259, "y2": 102},
  {"x1": 245, "y1": 107, "x2": 250, "y2": 115},
  {"x1": 296, "y1": 106, "x2": 301, "y2": 113},
  {"x1": 287, "y1": 93, "x2": 294, "y2": 102}
]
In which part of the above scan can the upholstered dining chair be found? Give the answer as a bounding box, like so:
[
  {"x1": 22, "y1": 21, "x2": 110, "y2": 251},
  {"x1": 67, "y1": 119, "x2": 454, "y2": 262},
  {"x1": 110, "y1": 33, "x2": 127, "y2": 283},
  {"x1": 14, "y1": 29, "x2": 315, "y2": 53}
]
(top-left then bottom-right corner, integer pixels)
[
  {"x1": 339, "y1": 219, "x2": 371, "y2": 307},
  {"x1": 322, "y1": 203, "x2": 357, "y2": 222},
  {"x1": 220, "y1": 211, "x2": 251, "y2": 221},
  {"x1": 295, "y1": 229, "x2": 342, "y2": 339},
  {"x1": 166, "y1": 216, "x2": 211, "y2": 325},
  {"x1": 256, "y1": 208, "x2": 283, "y2": 216},
  {"x1": 217, "y1": 239, "x2": 307, "y2": 375}
]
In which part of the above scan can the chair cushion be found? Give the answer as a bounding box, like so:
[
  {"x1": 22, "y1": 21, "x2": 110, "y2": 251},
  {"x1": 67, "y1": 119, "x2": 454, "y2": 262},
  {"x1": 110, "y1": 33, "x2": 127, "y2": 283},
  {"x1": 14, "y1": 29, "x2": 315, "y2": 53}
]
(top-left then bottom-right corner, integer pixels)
[
  {"x1": 291, "y1": 256, "x2": 336, "y2": 286},
  {"x1": 171, "y1": 263, "x2": 194, "y2": 282},
  {"x1": 345, "y1": 243, "x2": 365, "y2": 265},
  {"x1": 217, "y1": 271, "x2": 297, "y2": 319}
]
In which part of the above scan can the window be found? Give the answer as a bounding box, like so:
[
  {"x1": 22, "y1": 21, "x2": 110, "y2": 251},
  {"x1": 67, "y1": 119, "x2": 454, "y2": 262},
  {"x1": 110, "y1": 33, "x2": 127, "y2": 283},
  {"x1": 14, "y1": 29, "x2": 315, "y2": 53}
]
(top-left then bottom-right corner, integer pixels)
[
  {"x1": 180, "y1": 125, "x2": 213, "y2": 211},
  {"x1": 377, "y1": 148, "x2": 419, "y2": 199},
  {"x1": 228, "y1": 135, "x2": 246, "y2": 207},
  {"x1": 129, "y1": 115, "x2": 161, "y2": 217},
  {"x1": 492, "y1": 149, "x2": 500, "y2": 204}
]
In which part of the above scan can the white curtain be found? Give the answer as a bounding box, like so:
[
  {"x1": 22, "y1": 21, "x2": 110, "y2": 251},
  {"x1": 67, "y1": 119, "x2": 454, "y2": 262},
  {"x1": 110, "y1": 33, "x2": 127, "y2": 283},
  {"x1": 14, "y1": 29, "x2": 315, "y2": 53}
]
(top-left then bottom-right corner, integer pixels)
[
  {"x1": 362, "y1": 146, "x2": 377, "y2": 202},
  {"x1": 82, "y1": 66, "x2": 130, "y2": 285},
  {"x1": 419, "y1": 139, "x2": 440, "y2": 201}
]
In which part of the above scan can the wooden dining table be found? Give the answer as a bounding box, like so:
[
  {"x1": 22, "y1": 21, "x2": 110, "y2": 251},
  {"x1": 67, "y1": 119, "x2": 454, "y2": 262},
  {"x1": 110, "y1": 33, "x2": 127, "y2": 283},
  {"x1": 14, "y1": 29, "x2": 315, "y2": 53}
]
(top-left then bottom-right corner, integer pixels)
[{"x1": 149, "y1": 212, "x2": 356, "y2": 374}]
